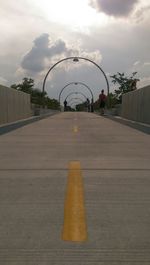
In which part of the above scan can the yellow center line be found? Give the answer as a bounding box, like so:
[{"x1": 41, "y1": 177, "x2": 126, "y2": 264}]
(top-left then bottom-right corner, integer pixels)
[
  {"x1": 73, "y1": 125, "x2": 78, "y2": 133},
  {"x1": 62, "y1": 161, "x2": 88, "y2": 242}
]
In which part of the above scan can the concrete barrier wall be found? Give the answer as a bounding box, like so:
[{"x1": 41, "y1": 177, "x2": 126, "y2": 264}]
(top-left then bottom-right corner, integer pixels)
[
  {"x1": 121, "y1": 85, "x2": 150, "y2": 124},
  {"x1": 0, "y1": 85, "x2": 32, "y2": 125}
]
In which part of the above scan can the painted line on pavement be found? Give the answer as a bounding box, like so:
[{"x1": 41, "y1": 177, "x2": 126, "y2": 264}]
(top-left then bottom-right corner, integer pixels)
[
  {"x1": 73, "y1": 125, "x2": 78, "y2": 133},
  {"x1": 62, "y1": 161, "x2": 88, "y2": 242}
]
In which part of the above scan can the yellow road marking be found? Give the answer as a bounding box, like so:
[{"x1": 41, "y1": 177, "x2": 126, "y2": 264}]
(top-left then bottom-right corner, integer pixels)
[
  {"x1": 73, "y1": 125, "x2": 78, "y2": 133},
  {"x1": 62, "y1": 161, "x2": 88, "y2": 242}
]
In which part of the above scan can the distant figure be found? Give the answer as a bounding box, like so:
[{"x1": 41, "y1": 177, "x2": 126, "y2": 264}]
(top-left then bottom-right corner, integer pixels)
[
  {"x1": 99, "y1": 89, "x2": 107, "y2": 115},
  {"x1": 86, "y1": 98, "x2": 90, "y2": 112},
  {"x1": 130, "y1": 79, "x2": 139, "y2": 90},
  {"x1": 91, "y1": 99, "x2": 94, "y2": 112},
  {"x1": 64, "y1": 100, "x2": 68, "y2": 111}
]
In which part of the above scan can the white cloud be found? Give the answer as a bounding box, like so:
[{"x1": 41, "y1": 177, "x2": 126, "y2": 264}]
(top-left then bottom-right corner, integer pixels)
[
  {"x1": 133, "y1": 4, "x2": 150, "y2": 23},
  {"x1": 0, "y1": 77, "x2": 8, "y2": 85},
  {"x1": 143, "y1": 62, "x2": 150, "y2": 66},
  {"x1": 133, "y1": 61, "x2": 140, "y2": 66},
  {"x1": 137, "y1": 76, "x2": 150, "y2": 89},
  {"x1": 0, "y1": 0, "x2": 150, "y2": 99}
]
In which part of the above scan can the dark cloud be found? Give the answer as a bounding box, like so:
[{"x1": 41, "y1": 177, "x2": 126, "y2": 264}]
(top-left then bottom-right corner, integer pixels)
[
  {"x1": 21, "y1": 33, "x2": 101, "y2": 75},
  {"x1": 21, "y1": 33, "x2": 69, "y2": 73},
  {"x1": 89, "y1": 0, "x2": 139, "y2": 17}
]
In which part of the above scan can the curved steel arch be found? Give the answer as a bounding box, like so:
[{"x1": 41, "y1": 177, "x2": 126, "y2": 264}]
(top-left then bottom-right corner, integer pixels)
[
  {"x1": 68, "y1": 97, "x2": 84, "y2": 104},
  {"x1": 42, "y1": 56, "x2": 110, "y2": 98},
  {"x1": 65, "y1": 91, "x2": 87, "y2": 101},
  {"x1": 59, "y1": 82, "x2": 94, "y2": 104}
]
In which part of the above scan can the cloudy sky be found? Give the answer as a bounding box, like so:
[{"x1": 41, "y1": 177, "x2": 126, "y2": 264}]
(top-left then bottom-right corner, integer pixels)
[{"x1": 1, "y1": 0, "x2": 150, "y2": 103}]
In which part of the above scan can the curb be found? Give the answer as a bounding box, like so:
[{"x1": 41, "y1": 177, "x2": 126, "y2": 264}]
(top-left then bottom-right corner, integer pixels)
[
  {"x1": 105, "y1": 114, "x2": 150, "y2": 135},
  {"x1": 0, "y1": 112, "x2": 60, "y2": 136}
]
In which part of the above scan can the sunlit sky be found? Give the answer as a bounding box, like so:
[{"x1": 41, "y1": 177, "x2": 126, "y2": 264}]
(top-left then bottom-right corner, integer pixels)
[
  {"x1": 0, "y1": 0, "x2": 150, "y2": 102},
  {"x1": 34, "y1": 0, "x2": 105, "y2": 28}
]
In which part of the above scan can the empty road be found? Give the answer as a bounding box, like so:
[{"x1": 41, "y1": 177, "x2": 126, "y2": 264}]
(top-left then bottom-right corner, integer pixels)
[{"x1": 0, "y1": 112, "x2": 150, "y2": 264}]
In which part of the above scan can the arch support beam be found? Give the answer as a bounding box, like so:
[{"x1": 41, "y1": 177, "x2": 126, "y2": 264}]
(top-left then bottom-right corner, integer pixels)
[
  {"x1": 68, "y1": 97, "x2": 84, "y2": 104},
  {"x1": 58, "y1": 82, "x2": 94, "y2": 104},
  {"x1": 42, "y1": 56, "x2": 110, "y2": 102},
  {"x1": 65, "y1": 91, "x2": 87, "y2": 101}
]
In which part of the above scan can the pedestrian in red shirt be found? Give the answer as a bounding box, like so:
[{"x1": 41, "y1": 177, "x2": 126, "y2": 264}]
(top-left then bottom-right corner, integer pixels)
[{"x1": 99, "y1": 89, "x2": 106, "y2": 115}]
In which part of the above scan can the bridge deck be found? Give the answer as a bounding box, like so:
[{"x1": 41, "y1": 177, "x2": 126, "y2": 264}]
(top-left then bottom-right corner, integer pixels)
[{"x1": 0, "y1": 112, "x2": 150, "y2": 264}]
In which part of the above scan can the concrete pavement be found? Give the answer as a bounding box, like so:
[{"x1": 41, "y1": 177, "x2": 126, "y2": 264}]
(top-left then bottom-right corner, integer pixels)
[{"x1": 0, "y1": 111, "x2": 150, "y2": 264}]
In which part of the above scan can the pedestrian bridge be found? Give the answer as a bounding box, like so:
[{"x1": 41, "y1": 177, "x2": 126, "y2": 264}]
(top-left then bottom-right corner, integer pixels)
[{"x1": 0, "y1": 111, "x2": 150, "y2": 264}]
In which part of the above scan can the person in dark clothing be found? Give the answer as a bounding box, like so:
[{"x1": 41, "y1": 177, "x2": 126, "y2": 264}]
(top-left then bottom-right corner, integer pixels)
[
  {"x1": 91, "y1": 99, "x2": 94, "y2": 112},
  {"x1": 64, "y1": 100, "x2": 68, "y2": 111},
  {"x1": 86, "y1": 98, "x2": 90, "y2": 112},
  {"x1": 99, "y1": 89, "x2": 106, "y2": 115}
]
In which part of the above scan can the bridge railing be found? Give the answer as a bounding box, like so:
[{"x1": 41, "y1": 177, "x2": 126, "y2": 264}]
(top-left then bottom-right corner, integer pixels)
[
  {"x1": 0, "y1": 84, "x2": 32, "y2": 125},
  {"x1": 121, "y1": 85, "x2": 150, "y2": 124}
]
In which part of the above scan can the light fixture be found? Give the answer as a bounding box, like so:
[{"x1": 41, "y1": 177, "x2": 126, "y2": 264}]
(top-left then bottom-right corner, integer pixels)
[{"x1": 73, "y1": 57, "x2": 79, "y2": 62}]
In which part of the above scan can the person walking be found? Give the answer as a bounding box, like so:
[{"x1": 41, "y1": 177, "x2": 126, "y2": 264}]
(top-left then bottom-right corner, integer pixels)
[
  {"x1": 86, "y1": 98, "x2": 90, "y2": 112},
  {"x1": 64, "y1": 100, "x2": 68, "y2": 111},
  {"x1": 91, "y1": 98, "x2": 94, "y2": 112},
  {"x1": 99, "y1": 89, "x2": 106, "y2": 115}
]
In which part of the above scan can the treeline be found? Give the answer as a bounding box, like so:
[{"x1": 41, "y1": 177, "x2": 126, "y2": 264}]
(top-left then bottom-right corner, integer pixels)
[
  {"x1": 108, "y1": 72, "x2": 139, "y2": 107},
  {"x1": 11, "y1": 78, "x2": 60, "y2": 110},
  {"x1": 75, "y1": 72, "x2": 139, "y2": 111}
]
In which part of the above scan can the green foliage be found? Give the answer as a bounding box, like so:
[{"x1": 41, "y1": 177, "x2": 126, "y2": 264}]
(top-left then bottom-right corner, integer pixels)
[
  {"x1": 44, "y1": 97, "x2": 60, "y2": 109},
  {"x1": 11, "y1": 78, "x2": 34, "y2": 94},
  {"x1": 11, "y1": 78, "x2": 60, "y2": 110},
  {"x1": 93, "y1": 99, "x2": 99, "y2": 110},
  {"x1": 107, "y1": 92, "x2": 118, "y2": 108},
  {"x1": 110, "y1": 72, "x2": 139, "y2": 103},
  {"x1": 31, "y1": 88, "x2": 43, "y2": 106},
  {"x1": 76, "y1": 102, "x2": 86, "y2": 111}
]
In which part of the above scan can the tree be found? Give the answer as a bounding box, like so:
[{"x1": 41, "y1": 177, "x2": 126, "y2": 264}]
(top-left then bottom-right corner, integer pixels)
[
  {"x1": 107, "y1": 92, "x2": 118, "y2": 108},
  {"x1": 11, "y1": 78, "x2": 34, "y2": 94},
  {"x1": 45, "y1": 97, "x2": 60, "y2": 110},
  {"x1": 76, "y1": 102, "x2": 86, "y2": 111},
  {"x1": 31, "y1": 88, "x2": 44, "y2": 106},
  {"x1": 11, "y1": 78, "x2": 44, "y2": 105},
  {"x1": 11, "y1": 78, "x2": 60, "y2": 110},
  {"x1": 110, "y1": 72, "x2": 139, "y2": 103}
]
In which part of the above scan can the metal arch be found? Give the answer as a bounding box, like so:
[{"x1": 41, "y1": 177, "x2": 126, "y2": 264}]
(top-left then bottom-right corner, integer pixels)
[
  {"x1": 68, "y1": 97, "x2": 85, "y2": 104},
  {"x1": 58, "y1": 82, "x2": 94, "y2": 104},
  {"x1": 42, "y1": 56, "x2": 110, "y2": 97},
  {"x1": 65, "y1": 91, "x2": 87, "y2": 101}
]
